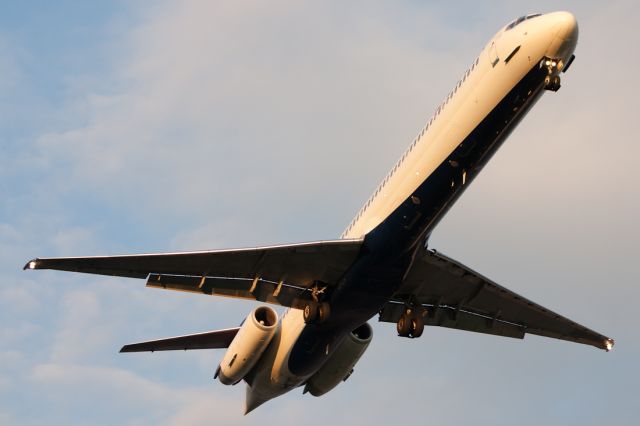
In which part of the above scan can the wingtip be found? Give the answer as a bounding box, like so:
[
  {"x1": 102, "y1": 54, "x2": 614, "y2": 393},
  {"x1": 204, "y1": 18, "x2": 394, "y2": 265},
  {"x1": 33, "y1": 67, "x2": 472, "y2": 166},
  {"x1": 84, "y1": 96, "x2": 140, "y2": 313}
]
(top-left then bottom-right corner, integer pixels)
[
  {"x1": 23, "y1": 259, "x2": 39, "y2": 271},
  {"x1": 604, "y1": 338, "x2": 615, "y2": 352}
]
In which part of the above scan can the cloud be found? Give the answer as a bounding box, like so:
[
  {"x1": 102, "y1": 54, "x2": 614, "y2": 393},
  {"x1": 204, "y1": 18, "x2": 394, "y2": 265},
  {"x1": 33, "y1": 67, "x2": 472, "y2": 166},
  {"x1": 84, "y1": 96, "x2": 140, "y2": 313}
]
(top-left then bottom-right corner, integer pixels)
[
  {"x1": 0, "y1": 409, "x2": 15, "y2": 426},
  {"x1": 0, "y1": 286, "x2": 40, "y2": 314},
  {"x1": 32, "y1": 0, "x2": 481, "y2": 247},
  {"x1": 49, "y1": 290, "x2": 115, "y2": 362},
  {"x1": 29, "y1": 362, "x2": 242, "y2": 425},
  {"x1": 0, "y1": 36, "x2": 24, "y2": 92}
]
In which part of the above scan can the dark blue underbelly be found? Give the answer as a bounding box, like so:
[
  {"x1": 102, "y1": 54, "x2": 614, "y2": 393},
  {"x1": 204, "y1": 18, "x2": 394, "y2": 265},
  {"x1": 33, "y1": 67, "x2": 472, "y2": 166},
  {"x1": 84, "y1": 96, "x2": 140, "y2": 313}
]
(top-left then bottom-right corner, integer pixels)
[{"x1": 288, "y1": 60, "x2": 549, "y2": 377}]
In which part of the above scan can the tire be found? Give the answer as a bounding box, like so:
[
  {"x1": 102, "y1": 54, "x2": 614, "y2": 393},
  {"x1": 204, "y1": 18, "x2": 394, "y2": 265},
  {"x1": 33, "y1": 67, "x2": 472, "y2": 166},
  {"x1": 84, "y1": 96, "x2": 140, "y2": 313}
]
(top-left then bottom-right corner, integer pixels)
[
  {"x1": 397, "y1": 314, "x2": 411, "y2": 336},
  {"x1": 318, "y1": 302, "x2": 331, "y2": 323},
  {"x1": 411, "y1": 315, "x2": 425, "y2": 338},
  {"x1": 303, "y1": 303, "x2": 318, "y2": 323}
]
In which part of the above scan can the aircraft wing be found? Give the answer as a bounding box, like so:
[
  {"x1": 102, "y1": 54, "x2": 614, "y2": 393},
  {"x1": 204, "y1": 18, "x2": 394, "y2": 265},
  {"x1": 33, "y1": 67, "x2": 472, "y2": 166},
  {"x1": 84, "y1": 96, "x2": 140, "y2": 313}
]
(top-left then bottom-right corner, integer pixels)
[
  {"x1": 24, "y1": 238, "x2": 363, "y2": 309},
  {"x1": 379, "y1": 249, "x2": 614, "y2": 351},
  {"x1": 120, "y1": 328, "x2": 240, "y2": 352}
]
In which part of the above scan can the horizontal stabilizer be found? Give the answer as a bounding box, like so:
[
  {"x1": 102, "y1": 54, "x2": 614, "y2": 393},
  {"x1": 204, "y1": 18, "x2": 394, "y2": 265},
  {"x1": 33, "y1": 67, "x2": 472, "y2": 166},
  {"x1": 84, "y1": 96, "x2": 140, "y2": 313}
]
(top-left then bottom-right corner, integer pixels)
[{"x1": 120, "y1": 327, "x2": 240, "y2": 353}]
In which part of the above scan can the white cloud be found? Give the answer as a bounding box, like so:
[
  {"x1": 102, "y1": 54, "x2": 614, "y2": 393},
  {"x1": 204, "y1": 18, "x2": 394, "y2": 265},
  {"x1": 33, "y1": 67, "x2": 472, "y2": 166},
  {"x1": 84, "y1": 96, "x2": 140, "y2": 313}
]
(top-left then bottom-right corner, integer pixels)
[
  {"x1": 28, "y1": 362, "x2": 325, "y2": 425},
  {"x1": 29, "y1": 363, "x2": 240, "y2": 424},
  {"x1": 49, "y1": 290, "x2": 113, "y2": 362},
  {"x1": 33, "y1": 0, "x2": 476, "y2": 246},
  {"x1": 0, "y1": 409, "x2": 15, "y2": 426},
  {"x1": 0, "y1": 321, "x2": 40, "y2": 343},
  {"x1": 51, "y1": 227, "x2": 98, "y2": 254},
  {"x1": 0, "y1": 286, "x2": 40, "y2": 314},
  {"x1": 0, "y1": 37, "x2": 23, "y2": 92}
]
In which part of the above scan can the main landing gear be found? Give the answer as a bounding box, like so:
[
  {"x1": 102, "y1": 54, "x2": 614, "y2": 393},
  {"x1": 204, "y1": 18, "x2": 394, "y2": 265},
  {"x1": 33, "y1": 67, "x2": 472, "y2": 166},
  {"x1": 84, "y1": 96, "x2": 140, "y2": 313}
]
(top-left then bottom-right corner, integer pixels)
[
  {"x1": 303, "y1": 301, "x2": 331, "y2": 324},
  {"x1": 397, "y1": 305, "x2": 428, "y2": 338},
  {"x1": 303, "y1": 282, "x2": 331, "y2": 324}
]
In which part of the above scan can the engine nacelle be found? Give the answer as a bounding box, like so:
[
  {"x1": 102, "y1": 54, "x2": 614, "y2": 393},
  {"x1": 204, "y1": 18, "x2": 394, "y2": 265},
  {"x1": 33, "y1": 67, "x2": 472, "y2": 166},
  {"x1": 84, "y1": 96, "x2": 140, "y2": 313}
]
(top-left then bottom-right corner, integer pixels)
[
  {"x1": 217, "y1": 306, "x2": 279, "y2": 385},
  {"x1": 304, "y1": 322, "x2": 372, "y2": 397}
]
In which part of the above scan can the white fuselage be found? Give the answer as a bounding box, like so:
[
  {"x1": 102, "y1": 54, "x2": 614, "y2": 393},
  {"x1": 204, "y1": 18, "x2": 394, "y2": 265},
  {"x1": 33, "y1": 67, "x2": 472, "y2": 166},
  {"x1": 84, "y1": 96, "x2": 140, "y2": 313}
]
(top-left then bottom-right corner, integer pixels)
[
  {"x1": 244, "y1": 11, "x2": 579, "y2": 412},
  {"x1": 342, "y1": 11, "x2": 577, "y2": 239}
]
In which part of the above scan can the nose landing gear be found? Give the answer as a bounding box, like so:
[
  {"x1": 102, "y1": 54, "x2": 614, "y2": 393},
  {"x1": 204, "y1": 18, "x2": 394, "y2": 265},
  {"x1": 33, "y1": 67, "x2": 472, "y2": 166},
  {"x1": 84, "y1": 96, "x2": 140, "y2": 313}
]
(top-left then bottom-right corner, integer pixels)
[
  {"x1": 541, "y1": 57, "x2": 563, "y2": 92},
  {"x1": 544, "y1": 75, "x2": 561, "y2": 92}
]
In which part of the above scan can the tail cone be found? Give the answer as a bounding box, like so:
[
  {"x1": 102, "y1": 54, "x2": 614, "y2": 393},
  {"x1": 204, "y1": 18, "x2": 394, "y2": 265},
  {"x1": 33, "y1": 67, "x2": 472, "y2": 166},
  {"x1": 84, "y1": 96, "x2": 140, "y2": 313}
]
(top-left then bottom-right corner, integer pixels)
[{"x1": 244, "y1": 385, "x2": 269, "y2": 415}]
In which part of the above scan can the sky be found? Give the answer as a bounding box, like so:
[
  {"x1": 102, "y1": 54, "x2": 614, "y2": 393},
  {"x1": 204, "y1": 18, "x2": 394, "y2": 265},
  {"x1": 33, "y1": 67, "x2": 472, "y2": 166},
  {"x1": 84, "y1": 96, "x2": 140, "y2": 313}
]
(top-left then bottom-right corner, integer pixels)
[{"x1": 1, "y1": 0, "x2": 639, "y2": 424}]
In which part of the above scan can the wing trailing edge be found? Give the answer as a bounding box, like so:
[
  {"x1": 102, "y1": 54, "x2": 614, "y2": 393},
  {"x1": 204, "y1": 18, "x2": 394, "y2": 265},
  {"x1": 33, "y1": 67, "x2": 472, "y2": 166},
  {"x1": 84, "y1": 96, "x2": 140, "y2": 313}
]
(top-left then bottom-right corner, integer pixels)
[
  {"x1": 23, "y1": 238, "x2": 364, "y2": 309},
  {"x1": 383, "y1": 249, "x2": 614, "y2": 351}
]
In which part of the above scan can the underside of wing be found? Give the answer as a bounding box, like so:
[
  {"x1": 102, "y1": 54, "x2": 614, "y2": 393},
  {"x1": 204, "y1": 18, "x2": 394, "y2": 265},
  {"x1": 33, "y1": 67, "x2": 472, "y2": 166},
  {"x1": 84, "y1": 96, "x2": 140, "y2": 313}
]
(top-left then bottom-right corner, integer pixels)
[
  {"x1": 25, "y1": 238, "x2": 363, "y2": 309},
  {"x1": 120, "y1": 328, "x2": 240, "y2": 352},
  {"x1": 380, "y1": 249, "x2": 613, "y2": 351}
]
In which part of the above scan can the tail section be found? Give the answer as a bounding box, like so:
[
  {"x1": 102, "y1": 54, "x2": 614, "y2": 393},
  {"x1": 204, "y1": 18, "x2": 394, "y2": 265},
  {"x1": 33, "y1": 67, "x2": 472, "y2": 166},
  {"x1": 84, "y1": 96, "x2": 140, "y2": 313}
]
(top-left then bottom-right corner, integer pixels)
[{"x1": 244, "y1": 385, "x2": 270, "y2": 415}]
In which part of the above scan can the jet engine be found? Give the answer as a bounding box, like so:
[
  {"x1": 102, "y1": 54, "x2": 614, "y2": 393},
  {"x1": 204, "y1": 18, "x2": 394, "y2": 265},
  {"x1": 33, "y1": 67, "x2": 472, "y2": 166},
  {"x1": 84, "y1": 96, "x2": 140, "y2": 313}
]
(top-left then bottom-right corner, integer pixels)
[
  {"x1": 217, "y1": 306, "x2": 279, "y2": 385},
  {"x1": 303, "y1": 322, "x2": 372, "y2": 397}
]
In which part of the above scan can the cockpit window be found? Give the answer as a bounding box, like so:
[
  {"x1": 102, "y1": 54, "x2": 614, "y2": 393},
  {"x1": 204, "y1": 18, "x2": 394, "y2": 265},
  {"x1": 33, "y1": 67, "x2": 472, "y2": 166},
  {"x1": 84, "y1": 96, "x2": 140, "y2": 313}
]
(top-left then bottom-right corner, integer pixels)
[{"x1": 505, "y1": 13, "x2": 542, "y2": 31}]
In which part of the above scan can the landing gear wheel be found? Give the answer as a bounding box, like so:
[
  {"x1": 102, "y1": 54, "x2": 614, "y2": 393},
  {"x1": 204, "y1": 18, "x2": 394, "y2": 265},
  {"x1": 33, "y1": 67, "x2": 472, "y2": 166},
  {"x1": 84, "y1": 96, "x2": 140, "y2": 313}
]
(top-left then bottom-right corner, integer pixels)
[
  {"x1": 544, "y1": 75, "x2": 561, "y2": 91},
  {"x1": 397, "y1": 314, "x2": 411, "y2": 337},
  {"x1": 318, "y1": 302, "x2": 331, "y2": 323},
  {"x1": 303, "y1": 302, "x2": 318, "y2": 323},
  {"x1": 411, "y1": 315, "x2": 425, "y2": 338}
]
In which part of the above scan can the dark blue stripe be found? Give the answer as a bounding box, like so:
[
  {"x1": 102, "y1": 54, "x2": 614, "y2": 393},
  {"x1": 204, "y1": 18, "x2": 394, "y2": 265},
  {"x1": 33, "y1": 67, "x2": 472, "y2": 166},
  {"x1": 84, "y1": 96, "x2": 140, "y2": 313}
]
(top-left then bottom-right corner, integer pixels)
[{"x1": 288, "y1": 59, "x2": 550, "y2": 377}]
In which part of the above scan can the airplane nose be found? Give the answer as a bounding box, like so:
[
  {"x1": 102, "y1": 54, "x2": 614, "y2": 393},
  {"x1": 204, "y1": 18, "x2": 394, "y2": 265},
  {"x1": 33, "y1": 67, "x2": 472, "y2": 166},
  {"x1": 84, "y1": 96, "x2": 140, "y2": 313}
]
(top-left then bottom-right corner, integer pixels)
[
  {"x1": 544, "y1": 11, "x2": 579, "y2": 61},
  {"x1": 551, "y1": 11, "x2": 578, "y2": 41}
]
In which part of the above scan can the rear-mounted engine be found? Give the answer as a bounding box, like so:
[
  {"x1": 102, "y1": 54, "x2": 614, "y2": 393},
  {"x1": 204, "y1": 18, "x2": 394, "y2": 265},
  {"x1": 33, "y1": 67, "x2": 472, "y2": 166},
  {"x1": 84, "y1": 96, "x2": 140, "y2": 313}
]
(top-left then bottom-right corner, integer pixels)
[
  {"x1": 216, "y1": 306, "x2": 279, "y2": 385},
  {"x1": 303, "y1": 322, "x2": 372, "y2": 397}
]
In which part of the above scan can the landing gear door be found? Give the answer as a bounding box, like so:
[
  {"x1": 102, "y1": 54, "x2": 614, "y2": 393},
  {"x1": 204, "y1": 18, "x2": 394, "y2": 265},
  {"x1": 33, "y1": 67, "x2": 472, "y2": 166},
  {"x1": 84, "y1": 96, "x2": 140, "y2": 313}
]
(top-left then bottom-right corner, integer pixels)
[{"x1": 489, "y1": 41, "x2": 499, "y2": 67}]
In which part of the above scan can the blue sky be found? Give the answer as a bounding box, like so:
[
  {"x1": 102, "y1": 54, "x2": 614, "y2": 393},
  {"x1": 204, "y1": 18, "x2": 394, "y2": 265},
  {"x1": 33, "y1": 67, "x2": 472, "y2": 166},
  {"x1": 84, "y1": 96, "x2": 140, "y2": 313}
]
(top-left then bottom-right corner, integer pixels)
[{"x1": 1, "y1": 1, "x2": 638, "y2": 424}]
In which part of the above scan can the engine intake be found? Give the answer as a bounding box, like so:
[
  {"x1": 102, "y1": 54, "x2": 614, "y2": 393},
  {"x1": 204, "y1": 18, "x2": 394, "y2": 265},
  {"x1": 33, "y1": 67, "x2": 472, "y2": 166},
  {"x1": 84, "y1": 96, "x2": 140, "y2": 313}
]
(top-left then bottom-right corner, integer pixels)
[{"x1": 217, "y1": 306, "x2": 279, "y2": 385}]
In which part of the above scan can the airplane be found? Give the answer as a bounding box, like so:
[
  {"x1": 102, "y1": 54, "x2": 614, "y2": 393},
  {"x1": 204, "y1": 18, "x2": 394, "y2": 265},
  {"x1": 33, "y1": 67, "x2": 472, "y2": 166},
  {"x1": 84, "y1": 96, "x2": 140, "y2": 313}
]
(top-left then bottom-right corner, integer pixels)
[{"x1": 24, "y1": 11, "x2": 613, "y2": 414}]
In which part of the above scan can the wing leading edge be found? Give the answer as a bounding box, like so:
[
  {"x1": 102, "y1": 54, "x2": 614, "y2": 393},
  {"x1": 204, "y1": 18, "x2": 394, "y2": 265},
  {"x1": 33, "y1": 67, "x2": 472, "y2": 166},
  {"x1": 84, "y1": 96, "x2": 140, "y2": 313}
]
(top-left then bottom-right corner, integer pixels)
[
  {"x1": 24, "y1": 238, "x2": 364, "y2": 309},
  {"x1": 380, "y1": 249, "x2": 614, "y2": 351}
]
